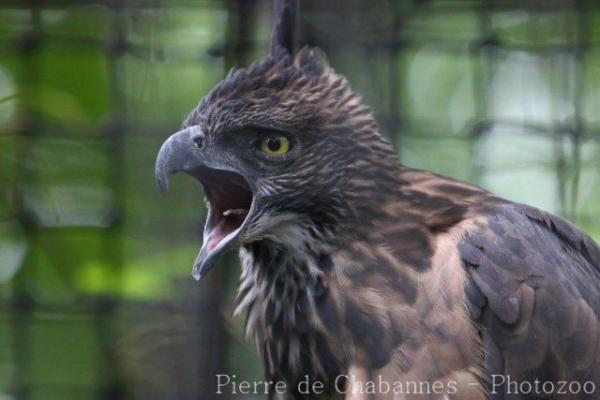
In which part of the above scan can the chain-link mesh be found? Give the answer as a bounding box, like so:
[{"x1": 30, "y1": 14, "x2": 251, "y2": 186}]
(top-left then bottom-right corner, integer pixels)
[{"x1": 1, "y1": 1, "x2": 599, "y2": 399}]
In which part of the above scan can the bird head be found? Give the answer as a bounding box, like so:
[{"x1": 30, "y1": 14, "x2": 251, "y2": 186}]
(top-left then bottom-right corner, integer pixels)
[{"x1": 155, "y1": 47, "x2": 397, "y2": 280}]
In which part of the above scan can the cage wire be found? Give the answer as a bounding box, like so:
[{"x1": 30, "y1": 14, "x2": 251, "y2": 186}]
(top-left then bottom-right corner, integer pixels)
[{"x1": 1, "y1": 0, "x2": 599, "y2": 399}]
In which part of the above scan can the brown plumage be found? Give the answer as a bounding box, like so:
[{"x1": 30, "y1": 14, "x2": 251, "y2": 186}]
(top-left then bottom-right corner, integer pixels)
[{"x1": 155, "y1": 2, "x2": 600, "y2": 399}]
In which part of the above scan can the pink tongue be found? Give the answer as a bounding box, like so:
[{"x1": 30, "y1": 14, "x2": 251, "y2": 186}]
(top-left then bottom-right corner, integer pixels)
[
  {"x1": 207, "y1": 222, "x2": 229, "y2": 251},
  {"x1": 206, "y1": 210, "x2": 247, "y2": 252},
  {"x1": 207, "y1": 236, "x2": 223, "y2": 251}
]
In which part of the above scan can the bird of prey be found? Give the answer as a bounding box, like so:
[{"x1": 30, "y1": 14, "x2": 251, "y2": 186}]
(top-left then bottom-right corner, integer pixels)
[{"x1": 155, "y1": 1, "x2": 600, "y2": 399}]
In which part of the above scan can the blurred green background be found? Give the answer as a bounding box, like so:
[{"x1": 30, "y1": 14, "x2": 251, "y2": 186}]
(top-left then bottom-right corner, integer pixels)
[{"x1": 1, "y1": 0, "x2": 599, "y2": 399}]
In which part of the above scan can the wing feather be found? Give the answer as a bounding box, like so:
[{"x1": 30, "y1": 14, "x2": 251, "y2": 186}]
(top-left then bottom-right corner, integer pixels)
[{"x1": 460, "y1": 203, "x2": 600, "y2": 396}]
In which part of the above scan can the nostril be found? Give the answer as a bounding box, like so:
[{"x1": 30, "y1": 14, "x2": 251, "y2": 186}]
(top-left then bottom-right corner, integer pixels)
[
  {"x1": 190, "y1": 128, "x2": 205, "y2": 149},
  {"x1": 193, "y1": 136, "x2": 204, "y2": 149}
]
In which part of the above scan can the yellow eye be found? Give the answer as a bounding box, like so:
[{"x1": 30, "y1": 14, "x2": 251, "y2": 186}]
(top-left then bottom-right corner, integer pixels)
[{"x1": 260, "y1": 135, "x2": 290, "y2": 156}]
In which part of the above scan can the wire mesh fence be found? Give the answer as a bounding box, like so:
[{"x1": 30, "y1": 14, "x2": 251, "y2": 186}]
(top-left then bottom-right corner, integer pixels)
[{"x1": 0, "y1": 1, "x2": 599, "y2": 399}]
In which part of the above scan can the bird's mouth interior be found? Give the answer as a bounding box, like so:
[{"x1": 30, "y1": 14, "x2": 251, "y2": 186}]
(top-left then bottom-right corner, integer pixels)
[{"x1": 196, "y1": 168, "x2": 253, "y2": 253}]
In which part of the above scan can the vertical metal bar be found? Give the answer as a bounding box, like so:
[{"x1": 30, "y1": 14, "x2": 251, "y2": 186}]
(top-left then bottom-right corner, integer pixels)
[
  {"x1": 569, "y1": 0, "x2": 587, "y2": 221},
  {"x1": 387, "y1": 0, "x2": 404, "y2": 155},
  {"x1": 553, "y1": 20, "x2": 568, "y2": 217},
  {"x1": 470, "y1": 3, "x2": 495, "y2": 184},
  {"x1": 93, "y1": 1, "x2": 127, "y2": 398},
  {"x1": 11, "y1": 3, "x2": 43, "y2": 399}
]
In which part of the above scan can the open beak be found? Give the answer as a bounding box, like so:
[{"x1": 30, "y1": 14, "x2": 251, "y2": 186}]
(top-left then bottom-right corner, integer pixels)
[{"x1": 155, "y1": 127, "x2": 254, "y2": 280}]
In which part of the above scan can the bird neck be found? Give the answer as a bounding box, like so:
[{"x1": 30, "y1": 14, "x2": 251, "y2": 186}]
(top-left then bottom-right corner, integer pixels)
[
  {"x1": 235, "y1": 233, "x2": 343, "y2": 390},
  {"x1": 235, "y1": 233, "x2": 328, "y2": 323}
]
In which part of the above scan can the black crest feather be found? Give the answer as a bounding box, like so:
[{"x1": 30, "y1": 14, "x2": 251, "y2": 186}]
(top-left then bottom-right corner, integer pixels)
[{"x1": 270, "y1": 0, "x2": 298, "y2": 56}]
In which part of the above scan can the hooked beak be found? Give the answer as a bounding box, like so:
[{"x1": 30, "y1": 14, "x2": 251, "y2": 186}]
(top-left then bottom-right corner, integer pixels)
[{"x1": 155, "y1": 127, "x2": 254, "y2": 280}]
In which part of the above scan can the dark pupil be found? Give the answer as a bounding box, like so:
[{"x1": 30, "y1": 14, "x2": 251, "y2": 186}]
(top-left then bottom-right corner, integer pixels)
[{"x1": 267, "y1": 137, "x2": 281, "y2": 152}]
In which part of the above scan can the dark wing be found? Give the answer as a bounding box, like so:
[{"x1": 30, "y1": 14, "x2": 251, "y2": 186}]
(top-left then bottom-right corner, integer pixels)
[{"x1": 460, "y1": 202, "x2": 600, "y2": 399}]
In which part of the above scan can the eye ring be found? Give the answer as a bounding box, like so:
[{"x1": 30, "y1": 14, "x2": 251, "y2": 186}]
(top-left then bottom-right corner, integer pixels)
[{"x1": 260, "y1": 135, "x2": 290, "y2": 156}]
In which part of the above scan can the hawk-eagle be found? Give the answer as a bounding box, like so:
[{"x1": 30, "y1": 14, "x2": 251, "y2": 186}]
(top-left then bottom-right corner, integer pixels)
[{"x1": 155, "y1": 1, "x2": 600, "y2": 399}]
